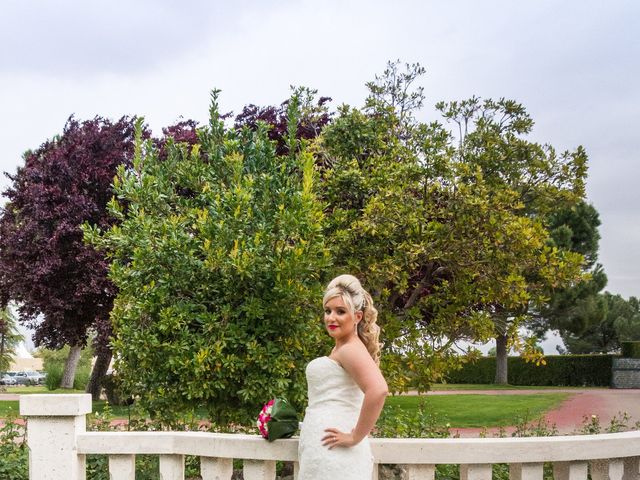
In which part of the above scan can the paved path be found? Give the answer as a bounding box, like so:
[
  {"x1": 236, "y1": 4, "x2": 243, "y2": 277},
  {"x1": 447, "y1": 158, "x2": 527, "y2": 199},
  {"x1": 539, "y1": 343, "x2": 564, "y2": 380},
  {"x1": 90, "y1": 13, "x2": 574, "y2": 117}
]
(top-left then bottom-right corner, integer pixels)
[
  {"x1": 0, "y1": 393, "x2": 20, "y2": 401},
  {"x1": 419, "y1": 388, "x2": 640, "y2": 437}
]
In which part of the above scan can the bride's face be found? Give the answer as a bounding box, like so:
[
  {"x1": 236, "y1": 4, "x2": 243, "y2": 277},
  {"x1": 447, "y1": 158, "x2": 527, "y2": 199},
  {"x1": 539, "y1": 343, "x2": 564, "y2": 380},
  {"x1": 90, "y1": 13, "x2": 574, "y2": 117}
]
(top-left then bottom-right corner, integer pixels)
[{"x1": 323, "y1": 295, "x2": 362, "y2": 341}]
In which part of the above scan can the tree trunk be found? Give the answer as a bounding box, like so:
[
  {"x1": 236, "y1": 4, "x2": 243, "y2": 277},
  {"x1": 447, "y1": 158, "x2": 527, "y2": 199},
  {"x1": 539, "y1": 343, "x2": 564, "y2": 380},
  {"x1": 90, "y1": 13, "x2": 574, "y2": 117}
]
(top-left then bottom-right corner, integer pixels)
[
  {"x1": 0, "y1": 332, "x2": 5, "y2": 372},
  {"x1": 494, "y1": 333, "x2": 509, "y2": 385},
  {"x1": 60, "y1": 344, "x2": 82, "y2": 389},
  {"x1": 85, "y1": 349, "x2": 112, "y2": 400}
]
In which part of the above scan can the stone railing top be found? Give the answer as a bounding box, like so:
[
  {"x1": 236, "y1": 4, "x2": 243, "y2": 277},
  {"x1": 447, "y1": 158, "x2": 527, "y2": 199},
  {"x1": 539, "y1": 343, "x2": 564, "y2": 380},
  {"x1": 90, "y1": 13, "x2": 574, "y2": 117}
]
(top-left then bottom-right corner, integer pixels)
[
  {"x1": 76, "y1": 430, "x2": 640, "y2": 464},
  {"x1": 20, "y1": 393, "x2": 92, "y2": 416}
]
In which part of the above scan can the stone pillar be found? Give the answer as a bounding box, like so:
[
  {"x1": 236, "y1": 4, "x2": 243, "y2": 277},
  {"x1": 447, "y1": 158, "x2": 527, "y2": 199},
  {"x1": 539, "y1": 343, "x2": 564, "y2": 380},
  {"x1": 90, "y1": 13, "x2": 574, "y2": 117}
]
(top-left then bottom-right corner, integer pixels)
[{"x1": 20, "y1": 394, "x2": 92, "y2": 480}]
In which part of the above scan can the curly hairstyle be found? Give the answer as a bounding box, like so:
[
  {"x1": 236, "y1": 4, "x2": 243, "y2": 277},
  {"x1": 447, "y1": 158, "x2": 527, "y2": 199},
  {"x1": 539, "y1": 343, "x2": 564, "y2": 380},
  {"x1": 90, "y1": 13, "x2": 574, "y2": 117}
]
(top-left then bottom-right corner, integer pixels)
[{"x1": 323, "y1": 274, "x2": 381, "y2": 364}]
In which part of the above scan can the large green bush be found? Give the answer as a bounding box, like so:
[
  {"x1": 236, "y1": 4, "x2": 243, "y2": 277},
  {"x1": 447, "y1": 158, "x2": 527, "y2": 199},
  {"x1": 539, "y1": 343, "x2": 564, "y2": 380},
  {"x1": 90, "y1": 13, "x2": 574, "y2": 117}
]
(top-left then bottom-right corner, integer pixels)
[
  {"x1": 445, "y1": 355, "x2": 614, "y2": 387},
  {"x1": 86, "y1": 93, "x2": 329, "y2": 424}
]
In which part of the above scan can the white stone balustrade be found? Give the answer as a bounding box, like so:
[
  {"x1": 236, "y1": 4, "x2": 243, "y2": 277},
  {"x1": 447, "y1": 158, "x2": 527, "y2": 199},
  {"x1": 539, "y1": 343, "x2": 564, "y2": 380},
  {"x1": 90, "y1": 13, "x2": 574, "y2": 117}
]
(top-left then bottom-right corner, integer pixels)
[{"x1": 19, "y1": 394, "x2": 640, "y2": 480}]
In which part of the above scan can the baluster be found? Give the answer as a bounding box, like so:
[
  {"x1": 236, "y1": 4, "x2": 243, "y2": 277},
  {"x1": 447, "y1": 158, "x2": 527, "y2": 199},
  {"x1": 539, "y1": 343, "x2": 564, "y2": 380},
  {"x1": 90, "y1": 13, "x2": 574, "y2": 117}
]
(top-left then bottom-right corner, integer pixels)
[
  {"x1": 591, "y1": 459, "x2": 624, "y2": 480},
  {"x1": 201, "y1": 457, "x2": 233, "y2": 480},
  {"x1": 623, "y1": 457, "x2": 640, "y2": 480},
  {"x1": 159, "y1": 454, "x2": 185, "y2": 480},
  {"x1": 372, "y1": 463, "x2": 379, "y2": 480},
  {"x1": 510, "y1": 463, "x2": 543, "y2": 480},
  {"x1": 243, "y1": 460, "x2": 276, "y2": 480},
  {"x1": 108, "y1": 454, "x2": 136, "y2": 480},
  {"x1": 553, "y1": 461, "x2": 588, "y2": 480},
  {"x1": 406, "y1": 464, "x2": 435, "y2": 480},
  {"x1": 460, "y1": 464, "x2": 493, "y2": 480},
  {"x1": 293, "y1": 461, "x2": 299, "y2": 480}
]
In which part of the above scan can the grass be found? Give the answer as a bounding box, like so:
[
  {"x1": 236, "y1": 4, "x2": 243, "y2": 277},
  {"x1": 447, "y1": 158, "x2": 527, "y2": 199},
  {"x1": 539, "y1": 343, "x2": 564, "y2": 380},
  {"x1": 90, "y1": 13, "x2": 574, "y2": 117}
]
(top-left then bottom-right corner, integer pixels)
[
  {"x1": 0, "y1": 401, "x2": 19, "y2": 418},
  {"x1": 429, "y1": 383, "x2": 603, "y2": 391},
  {"x1": 2, "y1": 386, "x2": 85, "y2": 394},
  {"x1": 385, "y1": 392, "x2": 570, "y2": 428}
]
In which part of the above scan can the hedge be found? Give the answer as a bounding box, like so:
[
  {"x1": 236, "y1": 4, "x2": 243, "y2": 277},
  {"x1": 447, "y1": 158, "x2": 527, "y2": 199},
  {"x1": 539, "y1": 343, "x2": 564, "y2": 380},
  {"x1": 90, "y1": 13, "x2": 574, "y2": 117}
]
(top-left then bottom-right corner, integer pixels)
[
  {"x1": 445, "y1": 355, "x2": 615, "y2": 387},
  {"x1": 621, "y1": 342, "x2": 640, "y2": 359}
]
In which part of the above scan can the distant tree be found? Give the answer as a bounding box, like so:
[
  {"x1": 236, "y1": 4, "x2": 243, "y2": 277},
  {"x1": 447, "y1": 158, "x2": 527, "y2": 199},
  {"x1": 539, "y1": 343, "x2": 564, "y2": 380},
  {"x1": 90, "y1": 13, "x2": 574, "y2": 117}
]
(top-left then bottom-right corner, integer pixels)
[
  {"x1": 157, "y1": 119, "x2": 200, "y2": 158},
  {"x1": 0, "y1": 306, "x2": 22, "y2": 372},
  {"x1": 561, "y1": 292, "x2": 640, "y2": 353},
  {"x1": 529, "y1": 201, "x2": 607, "y2": 343},
  {"x1": 0, "y1": 116, "x2": 138, "y2": 391},
  {"x1": 235, "y1": 87, "x2": 332, "y2": 157}
]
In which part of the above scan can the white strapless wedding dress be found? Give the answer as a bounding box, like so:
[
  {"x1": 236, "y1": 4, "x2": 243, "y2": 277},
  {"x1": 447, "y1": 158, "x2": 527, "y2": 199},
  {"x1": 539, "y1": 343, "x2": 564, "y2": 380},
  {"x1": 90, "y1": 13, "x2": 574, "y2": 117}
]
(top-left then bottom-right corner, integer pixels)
[{"x1": 297, "y1": 356, "x2": 373, "y2": 480}]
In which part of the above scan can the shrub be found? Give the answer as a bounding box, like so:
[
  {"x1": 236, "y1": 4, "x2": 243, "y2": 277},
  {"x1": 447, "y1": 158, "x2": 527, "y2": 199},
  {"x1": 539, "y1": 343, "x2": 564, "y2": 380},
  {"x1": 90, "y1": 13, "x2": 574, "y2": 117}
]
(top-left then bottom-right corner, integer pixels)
[
  {"x1": 621, "y1": 341, "x2": 640, "y2": 359},
  {"x1": 445, "y1": 355, "x2": 614, "y2": 386},
  {"x1": 375, "y1": 399, "x2": 451, "y2": 439},
  {"x1": 39, "y1": 345, "x2": 93, "y2": 390},
  {"x1": 44, "y1": 364, "x2": 63, "y2": 390},
  {"x1": 0, "y1": 416, "x2": 27, "y2": 480},
  {"x1": 100, "y1": 374, "x2": 132, "y2": 406}
]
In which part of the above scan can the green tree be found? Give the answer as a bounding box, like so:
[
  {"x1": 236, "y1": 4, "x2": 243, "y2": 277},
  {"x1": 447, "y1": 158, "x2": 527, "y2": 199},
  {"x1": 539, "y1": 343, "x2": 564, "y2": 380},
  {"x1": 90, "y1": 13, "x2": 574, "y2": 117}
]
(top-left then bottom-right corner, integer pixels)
[
  {"x1": 86, "y1": 92, "x2": 329, "y2": 423},
  {"x1": 436, "y1": 96, "x2": 589, "y2": 384},
  {"x1": 0, "y1": 307, "x2": 22, "y2": 373},
  {"x1": 530, "y1": 201, "x2": 608, "y2": 343},
  {"x1": 319, "y1": 62, "x2": 584, "y2": 390},
  {"x1": 561, "y1": 292, "x2": 640, "y2": 353}
]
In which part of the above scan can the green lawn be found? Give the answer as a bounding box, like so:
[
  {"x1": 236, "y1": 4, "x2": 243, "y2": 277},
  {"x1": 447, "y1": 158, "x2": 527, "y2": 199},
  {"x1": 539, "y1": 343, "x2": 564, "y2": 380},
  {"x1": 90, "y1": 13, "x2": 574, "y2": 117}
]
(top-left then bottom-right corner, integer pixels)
[
  {"x1": 429, "y1": 383, "x2": 602, "y2": 391},
  {"x1": 385, "y1": 393, "x2": 569, "y2": 427},
  {"x1": 3, "y1": 386, "x2": 85, "y2": 394},
  {"x1": 0, "y1": 401, "x2": 19, "y2": 418}
]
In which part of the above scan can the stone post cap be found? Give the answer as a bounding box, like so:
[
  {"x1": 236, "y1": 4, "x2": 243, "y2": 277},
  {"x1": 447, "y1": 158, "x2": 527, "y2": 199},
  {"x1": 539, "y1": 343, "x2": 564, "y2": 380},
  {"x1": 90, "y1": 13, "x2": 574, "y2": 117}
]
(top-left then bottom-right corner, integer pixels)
[{"x1": 20, "y1": 394, "x2": 93, "y2": 416}]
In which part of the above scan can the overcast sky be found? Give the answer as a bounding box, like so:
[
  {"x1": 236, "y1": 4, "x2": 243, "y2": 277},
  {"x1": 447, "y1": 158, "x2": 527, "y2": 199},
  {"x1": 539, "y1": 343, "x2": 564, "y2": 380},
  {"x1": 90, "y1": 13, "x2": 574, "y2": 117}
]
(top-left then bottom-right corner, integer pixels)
[{"x1": 1, "y1": 1, "x2": 638, "y2": 352}]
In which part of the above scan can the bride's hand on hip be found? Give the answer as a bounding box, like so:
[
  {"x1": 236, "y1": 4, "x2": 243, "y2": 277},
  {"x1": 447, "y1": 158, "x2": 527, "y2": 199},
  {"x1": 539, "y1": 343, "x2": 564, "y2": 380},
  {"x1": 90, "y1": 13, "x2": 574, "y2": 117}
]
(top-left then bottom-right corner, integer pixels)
[{"x1": 322, "y1": 428, "x2": 357, "y2": 449}]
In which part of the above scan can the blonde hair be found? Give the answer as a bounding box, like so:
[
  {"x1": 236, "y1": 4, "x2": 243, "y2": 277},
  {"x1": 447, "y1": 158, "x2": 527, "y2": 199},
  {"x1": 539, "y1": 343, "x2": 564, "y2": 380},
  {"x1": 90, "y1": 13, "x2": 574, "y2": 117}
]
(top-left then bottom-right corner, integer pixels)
[{"x1": 323, "y1": 274, "x2": 381, "y2": 364}]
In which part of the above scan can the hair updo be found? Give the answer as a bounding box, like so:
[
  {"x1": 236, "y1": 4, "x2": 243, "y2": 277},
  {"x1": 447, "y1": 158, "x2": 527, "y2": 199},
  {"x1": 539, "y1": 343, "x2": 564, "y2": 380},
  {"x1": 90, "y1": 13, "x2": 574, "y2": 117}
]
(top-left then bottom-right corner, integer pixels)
[{"x1": 322, "y1": 274, "x2": 381, "y2": 364}]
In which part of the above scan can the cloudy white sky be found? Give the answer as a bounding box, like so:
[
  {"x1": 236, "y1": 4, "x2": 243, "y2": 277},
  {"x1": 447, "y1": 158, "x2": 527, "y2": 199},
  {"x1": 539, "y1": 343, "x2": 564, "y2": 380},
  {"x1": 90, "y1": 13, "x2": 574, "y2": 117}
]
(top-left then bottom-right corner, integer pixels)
[{"x1": 1, "y1": 1, "x2": 638, "y2": 352}]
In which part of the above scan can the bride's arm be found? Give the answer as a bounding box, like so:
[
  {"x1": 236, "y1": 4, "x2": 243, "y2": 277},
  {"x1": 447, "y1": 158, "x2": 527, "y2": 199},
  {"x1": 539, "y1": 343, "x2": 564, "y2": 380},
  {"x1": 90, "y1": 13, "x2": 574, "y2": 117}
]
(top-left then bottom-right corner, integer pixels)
[{"x1": 324, "y1": 344, "x2": 388, "y2": 447}]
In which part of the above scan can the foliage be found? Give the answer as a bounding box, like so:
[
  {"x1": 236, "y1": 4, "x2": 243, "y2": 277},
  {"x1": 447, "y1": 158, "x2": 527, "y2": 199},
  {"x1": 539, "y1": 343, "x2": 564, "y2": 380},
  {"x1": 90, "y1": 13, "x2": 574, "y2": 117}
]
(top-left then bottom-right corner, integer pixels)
[
  {"x1": 530, "y1": 202, "x2": 608, "y2": 346},
  {"x1": 38, "y1": 345, "x2": 93, "y2": 390},
  {"x1": 376, "y1": 399, "x2": 451, "y2": 438},
  {"x1": 574, "y1": 412, "x2": 640, "y2": 435},
  {"x1": 235, "y1": 87, "x2": 332, "y2": 156},
  {"x1": 319, "y1": 61, "x2": 584, "y2": 391},
  {"x1": 621, "y1": 341, "x2": 640, "y2": 358},
  {"x1": 86, "y1": 92, "x2": 329, "y2": 424},
  {"x1": 436, "y1": 95, "x2": 589, "y2": 381},
  {"x1": 561, "y1": 293, "x2": 640, "y2": 353},
  {"x1": 0, "y1": 416, "x2": 28, "y2": 480},
  {"x1": 446, "y1": 354, "x2": 614, "y2": 386},
  {"x1": 0, "y1": 116, "x2": 138, "y2": 357},
  {"x1": 0, "y1": 306, "x2": 22, "y2": 372}
]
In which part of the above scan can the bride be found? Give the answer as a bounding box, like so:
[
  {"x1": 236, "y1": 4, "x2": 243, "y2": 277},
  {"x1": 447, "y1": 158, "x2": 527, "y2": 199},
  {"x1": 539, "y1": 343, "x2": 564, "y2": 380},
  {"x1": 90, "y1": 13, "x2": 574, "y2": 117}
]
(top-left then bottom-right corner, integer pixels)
[{"x1": 297, "y1": 274, "x2": 388, "y2": 479}]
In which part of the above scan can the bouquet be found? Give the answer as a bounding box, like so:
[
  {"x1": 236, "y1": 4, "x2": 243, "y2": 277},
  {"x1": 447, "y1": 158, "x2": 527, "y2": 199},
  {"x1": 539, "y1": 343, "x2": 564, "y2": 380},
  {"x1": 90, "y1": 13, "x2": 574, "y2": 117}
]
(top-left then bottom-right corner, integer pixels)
[{"x1": 256, "y1": 398, "x2": 299, "y2": 441}]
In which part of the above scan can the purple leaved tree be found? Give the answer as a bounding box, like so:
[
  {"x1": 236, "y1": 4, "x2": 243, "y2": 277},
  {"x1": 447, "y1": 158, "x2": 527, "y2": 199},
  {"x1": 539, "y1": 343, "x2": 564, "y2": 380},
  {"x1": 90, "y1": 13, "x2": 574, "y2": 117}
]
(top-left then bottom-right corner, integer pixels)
[
  {"x1": 234, "y1": 88, "x2": 332, "y2": 156},
  {"x1": 0, "y1": 116, "x2": 139, "y2": 395}
]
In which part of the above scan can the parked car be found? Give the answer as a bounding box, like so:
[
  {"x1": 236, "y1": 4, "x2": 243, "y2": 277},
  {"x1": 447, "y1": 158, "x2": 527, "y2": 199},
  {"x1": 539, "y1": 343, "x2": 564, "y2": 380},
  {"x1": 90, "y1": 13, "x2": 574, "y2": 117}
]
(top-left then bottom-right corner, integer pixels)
[
  {"x1": 12, "y1": 370, "x2": 46, "y2": 385},
  {"x1": 0, "y1": 372, "x2": 17, "y2": 385}
]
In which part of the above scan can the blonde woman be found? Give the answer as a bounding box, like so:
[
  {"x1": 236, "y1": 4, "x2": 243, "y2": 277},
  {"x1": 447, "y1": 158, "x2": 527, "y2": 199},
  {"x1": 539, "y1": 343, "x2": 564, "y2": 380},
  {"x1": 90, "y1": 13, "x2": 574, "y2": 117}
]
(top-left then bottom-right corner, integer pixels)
[{"x1": 297, "y1": 274, "x2": 388, "y2": 479}]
